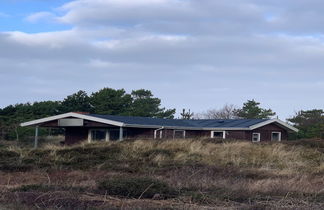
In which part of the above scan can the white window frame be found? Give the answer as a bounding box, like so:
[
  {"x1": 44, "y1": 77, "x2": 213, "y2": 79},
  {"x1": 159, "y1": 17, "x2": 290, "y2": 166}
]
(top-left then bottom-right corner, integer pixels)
[
  {"x1": 211, "y1": 131, "x2": 226, "y2": 139},
  {"x1": 252, "y1": 133, "x2": 261, "y2": 142},
  {"x1": 271, "y1": 132, "x2": 281, "y2": 141}
]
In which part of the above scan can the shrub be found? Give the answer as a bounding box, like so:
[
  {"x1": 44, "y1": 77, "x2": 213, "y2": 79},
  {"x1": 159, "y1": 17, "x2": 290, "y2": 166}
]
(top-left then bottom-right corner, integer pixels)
[
  {"x1": 98, "y1": 176, "x2": 177, "y2": 199},
  {"x1": 15, "y1": 184, "x2": 50, "y2": 192},
  {"x1": 14, "y1": 184, "x2": 86, "y2": 193},
  {"x1": 0, "y1": 150, "x2": 19, "y2": 159}
]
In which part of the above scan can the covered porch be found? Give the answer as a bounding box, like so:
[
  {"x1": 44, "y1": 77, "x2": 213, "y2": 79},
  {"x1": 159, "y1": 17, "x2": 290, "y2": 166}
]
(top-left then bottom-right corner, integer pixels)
[{"x1": 24, "y1": 114, "x2": 126, "y2": 148}]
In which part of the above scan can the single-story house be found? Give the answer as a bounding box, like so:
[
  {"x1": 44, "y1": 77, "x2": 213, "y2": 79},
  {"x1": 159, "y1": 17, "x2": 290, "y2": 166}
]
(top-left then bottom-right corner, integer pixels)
[{"x1": 20, "y1": 112, "x2": 298, "y2": 147}]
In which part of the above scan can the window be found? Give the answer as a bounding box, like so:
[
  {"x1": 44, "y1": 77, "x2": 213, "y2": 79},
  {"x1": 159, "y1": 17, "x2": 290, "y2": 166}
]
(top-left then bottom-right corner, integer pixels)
[
  {"x1": 91, "y1": 129, "x2": 106, "y2": 141},
  {"x1": 211, "y1": 131, "x2": 225, "y2": 139},
  {"x1": 271, "y1": 132, "x2": 281, "y2": 141},
  {"x1": 173, "y1": 130, "x2": 186, "y2": 139},
  {"x1": 252, "y1": 133, "x2": 260, "y2": 142}
]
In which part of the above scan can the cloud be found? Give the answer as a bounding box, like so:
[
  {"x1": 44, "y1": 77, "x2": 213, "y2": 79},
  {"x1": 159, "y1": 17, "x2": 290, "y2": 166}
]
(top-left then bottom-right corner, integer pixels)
[
  {"x1": 1, "y1": 0, "x2": 324, "y2": 118},
  {"x1": 25, "y1": 12, "x2": 56, "y2": 23},
  {"x1": 0, "y1": 12, "x2": 10, "y2": 18}
]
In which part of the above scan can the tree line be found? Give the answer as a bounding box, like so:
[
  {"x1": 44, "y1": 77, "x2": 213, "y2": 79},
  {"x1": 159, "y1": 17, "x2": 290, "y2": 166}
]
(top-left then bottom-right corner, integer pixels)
[
  {"x1": 0, "y1": 87, "x2": 323, "y2": 140},
  {"x1": 0, "y1": 88, "x2": 175, "y2": 140}
]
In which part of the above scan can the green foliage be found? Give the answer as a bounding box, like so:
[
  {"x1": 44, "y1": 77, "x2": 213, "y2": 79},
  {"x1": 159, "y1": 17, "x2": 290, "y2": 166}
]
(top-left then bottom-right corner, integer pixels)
[
  {"x1": 287, "y1": 109, "x2": 324, "y2": 139},
  {"x1": 0, "y1": 101, "x2": 60, "y2": 140},
  {"x1": 234, "y1": 99, "x2": 276, "y2": 119},
  {"x1": 130, "y1": 89, "x2": 175, "y2": 118},
  {"x1": 90, "y1": 88, "x2": 132, "y2": 115},
  {"x1": 59, "y1": 90, "x2": 93, "y2": 113},
  {"x1": 98, "y1": 176, "x2": 177, "y2": 198}
]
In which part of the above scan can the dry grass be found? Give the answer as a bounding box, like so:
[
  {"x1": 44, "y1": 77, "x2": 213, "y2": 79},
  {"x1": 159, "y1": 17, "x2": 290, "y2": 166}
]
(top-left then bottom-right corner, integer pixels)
[
  {"x1": 123, "y1": 139, "x2": 324, "y2": 174},
  {"x1": 0, "y1": 138, "x2": 323, "y2": 209}
]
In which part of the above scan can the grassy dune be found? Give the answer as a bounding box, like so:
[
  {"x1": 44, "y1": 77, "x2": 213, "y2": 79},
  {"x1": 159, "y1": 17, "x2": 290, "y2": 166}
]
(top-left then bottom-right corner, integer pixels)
[{"x1": 0, "y1": 139, "x2": 323, "y2": 209}]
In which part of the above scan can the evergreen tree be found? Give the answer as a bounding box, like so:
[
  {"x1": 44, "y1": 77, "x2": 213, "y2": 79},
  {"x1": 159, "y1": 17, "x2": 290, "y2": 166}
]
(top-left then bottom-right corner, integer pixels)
[
  {"x1": 90, "y1": 88, "x2": 132, "y2": 115},
  {"x1": 60, "y1": 90, "x2": 93, "y2": 113},
  {"x1": 287, "y1": 109, "x2": 324, "y2": 139},
  {"x1": 234, "y1": 100, "x2": 275, "y2": 119},
  {"x1": 130, "y1": 89, "x2": 175, "y2": 118}
]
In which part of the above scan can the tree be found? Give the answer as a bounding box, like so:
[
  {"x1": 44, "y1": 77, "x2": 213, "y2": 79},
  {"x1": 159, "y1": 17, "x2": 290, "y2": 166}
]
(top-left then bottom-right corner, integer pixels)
[
  {"x1": 130, "y1": 89, "x2": 175, "y2": 118},
  {"x1": 180, "y1": 109, "x2": 194, "y2": 119},
  {"x1": 31, "y1": 101, "x2": 61, "y2": 117},
  {"x1": 234, "y1": 100, "x2": 275, "y2": 119},
  {"x1": 0, "y1": 103, "x2": 36, "y2": 141},
  {"x1": 90, "y1": 88, "x2": 133, "y2": 115},
  {"x1": 60, "y1": 90, "x2": 93, "y2": 113},
  {"x1": 287, "y1": 109, "x2": 324, "y2": 139},
  {"x1": 195, "y1": 104, "x2": 237, "y2": 119}
]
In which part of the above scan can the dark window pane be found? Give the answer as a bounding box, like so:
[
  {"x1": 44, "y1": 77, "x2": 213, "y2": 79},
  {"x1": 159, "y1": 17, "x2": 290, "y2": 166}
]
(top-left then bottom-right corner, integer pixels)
[
  {"x1": 91, "y1": 130, "x2": 105, "y2": 141},
  {"x1": 213, "y1": 132, "x2": 223, "y2": 138}
]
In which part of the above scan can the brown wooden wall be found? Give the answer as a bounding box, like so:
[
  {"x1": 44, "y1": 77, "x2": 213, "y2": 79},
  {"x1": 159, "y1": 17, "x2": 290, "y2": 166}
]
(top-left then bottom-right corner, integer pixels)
[
  {"x1": 65, "y1": 127, "x2": 89, "y2": 145},
  {"x1": 248, "y1": 123, "x2": 288, "y2": 141},
  {"x1": 126, "y1": 128, "x2": 154, "y2": 139}
]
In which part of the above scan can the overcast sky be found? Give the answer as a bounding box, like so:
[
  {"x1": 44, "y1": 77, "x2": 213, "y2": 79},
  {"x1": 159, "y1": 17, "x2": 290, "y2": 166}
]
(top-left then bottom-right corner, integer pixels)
[{"x1": 0, "y1": 0, "x2": 323, "y2": 119}]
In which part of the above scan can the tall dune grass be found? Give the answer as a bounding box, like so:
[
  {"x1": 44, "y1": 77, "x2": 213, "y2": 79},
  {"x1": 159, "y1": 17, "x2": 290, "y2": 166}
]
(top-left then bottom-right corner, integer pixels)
[
  {"x1": 122, "y1": 139, "x2": 324, "y2": 174},
  {"x1": 0, "y1": 138, "x2": 323, "y2": 209}
]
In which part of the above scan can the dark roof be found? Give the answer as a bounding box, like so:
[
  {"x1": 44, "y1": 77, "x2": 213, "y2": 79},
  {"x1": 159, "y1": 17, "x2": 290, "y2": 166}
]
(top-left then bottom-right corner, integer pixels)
[{"x1": 87, "y1": 114, "x2": 267, "y2": 128}]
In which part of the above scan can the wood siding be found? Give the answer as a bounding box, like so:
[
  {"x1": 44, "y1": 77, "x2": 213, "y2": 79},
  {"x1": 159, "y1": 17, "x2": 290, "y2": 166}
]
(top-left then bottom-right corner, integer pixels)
[
  {"x1": 65, "y1": 127, "x2": 88, "y2": 145},
  {"x1": 249, "y1": 123, "x2": 288, "y2": 141}
]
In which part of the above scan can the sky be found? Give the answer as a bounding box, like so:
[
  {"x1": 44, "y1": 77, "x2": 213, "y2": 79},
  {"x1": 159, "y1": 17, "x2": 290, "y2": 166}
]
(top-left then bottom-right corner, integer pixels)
[{"x1": 0, "y1": 0, "x2": 323, "y2": 119}]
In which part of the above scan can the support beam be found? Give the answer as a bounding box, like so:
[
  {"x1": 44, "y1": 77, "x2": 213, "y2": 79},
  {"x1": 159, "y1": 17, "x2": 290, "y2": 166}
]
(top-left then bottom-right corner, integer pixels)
[
  {"x1": 105, "y1": 130, "x2": 110, "y2": 142},
  {"x1": 88, "y1": 129, "x2": 92, "y2": 143},
  {"x1": 119, "y1": 127, "x2": 123, "y2": 141},
  {"x1": 154, "y1": 130, "x2": 157, "y2": 139},
  {"x1": 34, "y1": 126, "x2": 39, "y2": 149}
]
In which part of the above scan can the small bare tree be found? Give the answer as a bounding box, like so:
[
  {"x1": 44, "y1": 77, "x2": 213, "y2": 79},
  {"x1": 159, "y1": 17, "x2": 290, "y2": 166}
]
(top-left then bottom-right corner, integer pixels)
[{"x1": 195, "y1": 104, "x2": 238, "y2": 119}]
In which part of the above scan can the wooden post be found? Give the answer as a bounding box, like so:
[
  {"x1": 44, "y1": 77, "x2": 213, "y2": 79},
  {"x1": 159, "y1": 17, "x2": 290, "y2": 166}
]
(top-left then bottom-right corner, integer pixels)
[
  {"x1": 154, "y1": 130, "x2": 157, "y2": 139},
  {"x1": 88, "y1": 129, "x2": 92, "y2": 143},
  {"x1": 105, "y1": 130, "x2": 110, "y2": 142},
  {"x1": 119, "y1": 127, "x2": 123, "y2": 141},
  {"x1": 34, "y1": 126, "x2": 39, "y2": 149}
]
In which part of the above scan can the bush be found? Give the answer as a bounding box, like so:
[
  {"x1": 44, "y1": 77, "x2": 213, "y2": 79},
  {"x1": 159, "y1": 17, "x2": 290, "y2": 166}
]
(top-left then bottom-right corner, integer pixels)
[
  {"x1": 98, "y1": 176, "x2": 177, "y2": 199},
  {"x1": 0, "y1": 150, "x2": 19, "y2": 159},
  {"x1": 14, "y1": 184, "x2": 86, "y2": 193}
]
